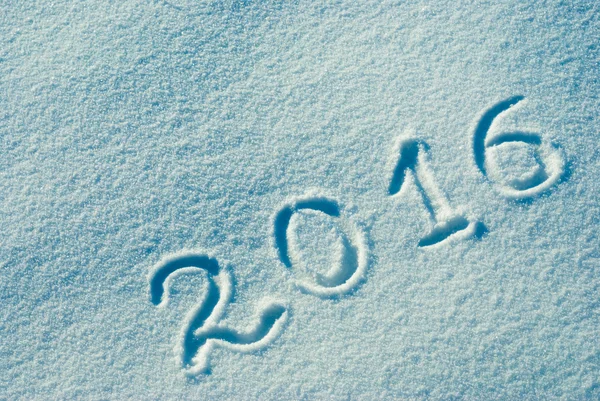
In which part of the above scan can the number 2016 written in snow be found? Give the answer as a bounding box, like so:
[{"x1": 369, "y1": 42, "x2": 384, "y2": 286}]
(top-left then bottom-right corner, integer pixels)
[{"x1": 147, "y1": 96, "x2": 567, "y2": 376}]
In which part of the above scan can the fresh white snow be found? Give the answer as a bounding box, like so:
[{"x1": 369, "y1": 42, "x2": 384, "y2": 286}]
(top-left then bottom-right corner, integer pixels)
[{"x1": 1, "y1": 0, "x2": 599, "y2": 399}]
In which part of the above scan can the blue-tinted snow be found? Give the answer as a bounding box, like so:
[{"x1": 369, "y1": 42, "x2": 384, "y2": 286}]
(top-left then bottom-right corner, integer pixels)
[{"x1": 1, "y1": 1, "x2": 599, "y2": 399}]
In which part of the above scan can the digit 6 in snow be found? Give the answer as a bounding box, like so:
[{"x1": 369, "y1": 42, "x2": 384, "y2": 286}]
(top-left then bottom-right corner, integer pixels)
[{"x1": 473, "y1": 96, "x2": 566, "y2": 200}]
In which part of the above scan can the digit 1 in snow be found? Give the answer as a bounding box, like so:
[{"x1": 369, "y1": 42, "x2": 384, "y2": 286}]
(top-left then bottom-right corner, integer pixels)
[{"x1": 388, "y1": 137, "x2": 485, "y2": 247}]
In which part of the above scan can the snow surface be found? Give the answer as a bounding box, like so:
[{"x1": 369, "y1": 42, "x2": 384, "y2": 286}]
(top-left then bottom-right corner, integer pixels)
[{"x1": 1, "y1": 0, "x2": 599, "y2": 399}]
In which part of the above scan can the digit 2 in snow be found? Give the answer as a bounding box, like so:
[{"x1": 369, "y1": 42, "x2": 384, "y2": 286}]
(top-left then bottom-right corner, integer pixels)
[{"x1": 148, "y1": 253, "x2": 288, "y2": 376}]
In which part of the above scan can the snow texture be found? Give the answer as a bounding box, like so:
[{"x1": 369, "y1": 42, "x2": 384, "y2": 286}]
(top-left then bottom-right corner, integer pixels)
[{"x1": 1, "y1": 0, "x2": 599, "y2": 400}]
